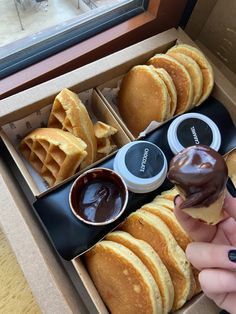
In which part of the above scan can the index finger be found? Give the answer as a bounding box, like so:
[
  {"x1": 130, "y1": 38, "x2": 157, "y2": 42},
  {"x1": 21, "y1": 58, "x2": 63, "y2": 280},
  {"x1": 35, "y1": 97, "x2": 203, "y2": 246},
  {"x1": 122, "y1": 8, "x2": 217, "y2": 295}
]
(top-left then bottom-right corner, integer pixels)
[{"x1": 174, "y1": 196, "x2": 217, "y2": 242}]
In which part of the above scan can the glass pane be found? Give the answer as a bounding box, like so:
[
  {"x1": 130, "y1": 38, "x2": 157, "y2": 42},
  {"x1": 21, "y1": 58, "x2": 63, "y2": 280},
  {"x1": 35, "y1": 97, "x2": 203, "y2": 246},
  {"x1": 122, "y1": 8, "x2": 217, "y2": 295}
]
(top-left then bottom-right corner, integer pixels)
[
  {"x1": 0, "y1": 0, "x2": 128, "y2": 47},
  {"x1": 0, "y1": 0, "x2": 148, "y2": 78}
]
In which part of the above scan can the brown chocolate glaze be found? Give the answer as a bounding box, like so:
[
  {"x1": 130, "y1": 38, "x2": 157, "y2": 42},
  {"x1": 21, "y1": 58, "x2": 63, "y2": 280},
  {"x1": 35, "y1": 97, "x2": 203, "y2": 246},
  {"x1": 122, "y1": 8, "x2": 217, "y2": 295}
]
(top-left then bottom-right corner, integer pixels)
[
  {"x1": 167, "y1": 145, "x2": 228, "y2": 208},
  {"x1": 70, "y1": 169, "x2": 127, "y2": 223}
]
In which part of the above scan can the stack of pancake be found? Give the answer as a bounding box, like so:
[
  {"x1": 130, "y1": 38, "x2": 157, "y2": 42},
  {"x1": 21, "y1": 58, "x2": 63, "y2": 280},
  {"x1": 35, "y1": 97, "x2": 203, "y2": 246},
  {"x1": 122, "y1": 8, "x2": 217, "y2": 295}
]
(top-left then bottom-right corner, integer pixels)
[
  {"x1": 84, "y1": 187, "x2": 201, "y2": 314},
  {"x1": 118, "y1": 44, "x2": 214, "y2": 137},
  {"x1": 20, "y1": 88, "x2": 118, "y2": 186}
]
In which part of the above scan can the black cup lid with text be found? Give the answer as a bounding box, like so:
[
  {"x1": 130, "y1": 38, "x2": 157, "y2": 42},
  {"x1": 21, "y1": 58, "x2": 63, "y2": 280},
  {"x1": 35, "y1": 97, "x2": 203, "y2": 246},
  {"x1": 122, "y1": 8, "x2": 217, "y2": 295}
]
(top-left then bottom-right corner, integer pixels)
[
  {"x1": 113, "y1": 141, "x2": 167, "y2": 193},
  {"x1": 167, "y1": 112, "x2": 221, "y2": 154}
]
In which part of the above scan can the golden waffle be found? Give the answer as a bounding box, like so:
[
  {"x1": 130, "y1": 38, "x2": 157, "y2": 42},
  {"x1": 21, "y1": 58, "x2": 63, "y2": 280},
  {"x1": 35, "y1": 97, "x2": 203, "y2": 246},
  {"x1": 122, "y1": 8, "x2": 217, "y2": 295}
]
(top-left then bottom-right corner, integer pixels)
[
  {"x1": 20, "y1": 128, "x2": 87, "y2": 187},
  {"x1": 120, "y1": 209, "x2": 193, "y2": 311},
  {"x1": 94, "y1": 121, "x2": 118, "y2": 157},
  {"x1": 167, "y1": 51, "x2": 203, "y2": 107},
  {"x1": 118, "y1": 64, "x2": 170, "y2": 137},
  {"x1": 48, "y1": 88, "x2": 97, "y2": 169},
  {"x1": 167, "y1": 44, "x2": 214, "y2": 106},
  {"x1": 96, "y1": 137, "x2": 117, "y2": 155},
  {"x1": 147, "y1": 54, "x2": 193, "y2": 115},
  {"x1": 84, "y1": 240, "x2": 162, "y2": 314},
  {"x1": 106, "y1": 231, "x2": 174, "y2": 314},
  {"x1": 94, "y1": 121, "x2": 118, "y2": 138}
]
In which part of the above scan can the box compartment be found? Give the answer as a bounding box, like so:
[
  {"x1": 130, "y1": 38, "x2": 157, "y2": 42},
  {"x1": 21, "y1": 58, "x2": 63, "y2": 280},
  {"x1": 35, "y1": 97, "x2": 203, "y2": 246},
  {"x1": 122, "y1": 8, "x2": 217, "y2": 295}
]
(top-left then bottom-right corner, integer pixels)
[{"x1": 0, "y1": 89, "x2": 130, "y2": 197}]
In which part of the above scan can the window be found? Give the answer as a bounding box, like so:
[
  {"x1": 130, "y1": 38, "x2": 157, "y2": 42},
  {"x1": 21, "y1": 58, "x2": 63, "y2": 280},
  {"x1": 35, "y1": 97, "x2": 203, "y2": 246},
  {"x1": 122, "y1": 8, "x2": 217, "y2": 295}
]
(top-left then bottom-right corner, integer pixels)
[
  {"x1": 1, "y1": 0, "x2": 191, "y2": 99},
  {"x1": 0, "y1": 0, "x2": 148, "y2": 79}
]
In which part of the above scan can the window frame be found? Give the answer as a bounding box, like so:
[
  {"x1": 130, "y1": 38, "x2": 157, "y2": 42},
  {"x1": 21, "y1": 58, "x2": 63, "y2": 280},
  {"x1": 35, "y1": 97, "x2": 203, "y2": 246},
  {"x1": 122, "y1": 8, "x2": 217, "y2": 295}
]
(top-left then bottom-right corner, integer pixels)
[
  {"x1": 1, "y1": 0, "x2": 189, "y2": 99},
  {"x1": 1, "y1": 0, "x2": 149, "y2": 79}
]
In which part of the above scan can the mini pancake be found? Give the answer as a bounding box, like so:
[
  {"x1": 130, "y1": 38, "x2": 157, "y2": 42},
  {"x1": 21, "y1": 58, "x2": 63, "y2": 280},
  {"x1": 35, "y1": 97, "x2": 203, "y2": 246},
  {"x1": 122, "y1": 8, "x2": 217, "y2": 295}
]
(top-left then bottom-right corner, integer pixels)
[
  {"x1": 192, "y1": 267, "x2": 202, "y2": 296},
  {"x1": 225, "y1": 149, "x2": 236, "y2": 187},
  {"x1": 118, "y1": 64, "x2": 170, "y2": 137},
  {"x1": 153, "y1": 189, "x2": 201, "y2": 296},
  {"x1": 147, "y1": 54, "x2": 193, "y2": 115},
  {"x1": 120, "y1": 209, "x2": 192, "y2": 311},
  {"x1": 160, "y1": 187, "x2": 179, "y2": 201},
  {"x1": 84, "y1": 240, "x2": 162, "y2": 314},
  {"x1": 141, "y1": 202, "x2": 191, "y2": 250},
  {"x1": 152, "y1": 67, "x2": 177, "y2": 118},
  {"x1": 141, "y1": 203, "x2": 197, "y2": 300},
  {"x1": 167, "y1": 51, "x2": 203, "y2": 107},
  {"x1": 106, "y1": 230, "x2": 174, "y2": 314},
  {"x1": 167, "y1": 44, "x2": 214, "y2": 105},
  {"x1": 153, "y1": 196, "x2": 175, "y2": 211}
]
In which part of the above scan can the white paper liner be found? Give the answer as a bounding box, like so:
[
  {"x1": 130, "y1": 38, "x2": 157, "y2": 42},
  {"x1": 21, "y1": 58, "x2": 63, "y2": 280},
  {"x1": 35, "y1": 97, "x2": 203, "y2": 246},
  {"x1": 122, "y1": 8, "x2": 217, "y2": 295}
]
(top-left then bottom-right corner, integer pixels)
[{"x1": 1, "y1": 89, "x2": 95, "y2": 193}]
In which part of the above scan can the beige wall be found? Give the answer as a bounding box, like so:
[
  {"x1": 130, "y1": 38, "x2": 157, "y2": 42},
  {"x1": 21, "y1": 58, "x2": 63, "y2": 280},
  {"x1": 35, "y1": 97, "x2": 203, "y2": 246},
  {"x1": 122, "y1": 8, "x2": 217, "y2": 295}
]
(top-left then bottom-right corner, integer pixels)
[{"x1": 186, "y1": 0, "x2": 236, "y2": 85}]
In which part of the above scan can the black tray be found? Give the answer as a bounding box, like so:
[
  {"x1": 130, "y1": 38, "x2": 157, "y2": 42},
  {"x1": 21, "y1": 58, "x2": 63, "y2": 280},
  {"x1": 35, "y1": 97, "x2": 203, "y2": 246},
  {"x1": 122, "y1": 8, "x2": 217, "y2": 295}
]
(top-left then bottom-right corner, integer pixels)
[{"x1": 32, "y1": 97, "x2": 236, "y2": 260}]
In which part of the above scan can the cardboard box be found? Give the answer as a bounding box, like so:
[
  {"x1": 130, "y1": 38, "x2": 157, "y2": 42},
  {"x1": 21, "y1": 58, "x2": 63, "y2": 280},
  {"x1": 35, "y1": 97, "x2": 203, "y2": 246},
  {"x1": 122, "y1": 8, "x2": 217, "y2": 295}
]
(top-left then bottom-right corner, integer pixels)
[
  {"x1": 0, "y1": 88, "x2": 130, "y2": 197},
  {"x1": 0, "y1": 27, "x2": 235, "y2": 313},
  {"x1": 185, "y1": 0, "x2": 236, "y2": 87}
]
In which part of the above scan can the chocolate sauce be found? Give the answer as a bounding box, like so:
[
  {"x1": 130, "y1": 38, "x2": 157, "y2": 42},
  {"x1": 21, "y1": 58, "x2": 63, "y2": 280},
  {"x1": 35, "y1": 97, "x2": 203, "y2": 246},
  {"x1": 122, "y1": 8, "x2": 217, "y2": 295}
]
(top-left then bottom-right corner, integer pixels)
[
  {"x1": 168, "y1": 145, "x2": 228, "y2": 208},
  {"x1": 70, "y1": 169, "x2": 127, "y2": 224}
]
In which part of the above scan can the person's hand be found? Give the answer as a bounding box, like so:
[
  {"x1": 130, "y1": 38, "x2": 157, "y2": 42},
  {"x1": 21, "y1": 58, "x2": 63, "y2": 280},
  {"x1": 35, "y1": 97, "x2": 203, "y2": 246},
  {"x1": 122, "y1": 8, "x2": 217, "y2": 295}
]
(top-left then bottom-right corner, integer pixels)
[{"x1": 174, "y1": 192, "x2": 236, "y2": 314}]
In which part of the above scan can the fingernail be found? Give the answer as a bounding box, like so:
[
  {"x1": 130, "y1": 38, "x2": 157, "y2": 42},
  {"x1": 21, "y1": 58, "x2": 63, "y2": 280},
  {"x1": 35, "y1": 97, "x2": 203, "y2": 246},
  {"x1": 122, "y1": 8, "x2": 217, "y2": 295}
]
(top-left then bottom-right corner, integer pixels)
[
  {"x1": 228, "y1": 250, "x2": 236, "y2": 262},
  {"x1": 173, "y1": 194, "x2": 180, "y2": 206}
]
